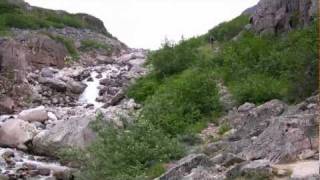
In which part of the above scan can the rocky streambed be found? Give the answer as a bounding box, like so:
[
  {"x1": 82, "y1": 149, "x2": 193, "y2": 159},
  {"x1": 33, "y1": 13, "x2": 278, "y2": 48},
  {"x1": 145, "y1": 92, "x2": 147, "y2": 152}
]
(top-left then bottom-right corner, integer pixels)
[{"x1": 0, "y1": 49, "x2": 147, "y2": 180}]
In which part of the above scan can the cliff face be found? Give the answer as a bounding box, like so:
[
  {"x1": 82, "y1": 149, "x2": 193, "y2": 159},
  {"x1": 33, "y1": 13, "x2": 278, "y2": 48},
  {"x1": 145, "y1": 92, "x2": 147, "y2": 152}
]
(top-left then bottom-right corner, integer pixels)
[{"x1": 251, "y1": 0, "x2": 317, "y2": 34}]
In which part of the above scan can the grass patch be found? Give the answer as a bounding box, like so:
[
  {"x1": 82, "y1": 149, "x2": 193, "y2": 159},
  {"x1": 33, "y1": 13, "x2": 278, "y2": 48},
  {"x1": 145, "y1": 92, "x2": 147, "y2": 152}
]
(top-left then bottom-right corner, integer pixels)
[
  {"x1": 0, "y1": 0, "x2": 112, "y2": 36},
  {"x1": 80, "y1": 39, "x2": 111, "y2": 52},
  {"x1": 218, "y1": 123, "x2": 231, "y2": 135}
]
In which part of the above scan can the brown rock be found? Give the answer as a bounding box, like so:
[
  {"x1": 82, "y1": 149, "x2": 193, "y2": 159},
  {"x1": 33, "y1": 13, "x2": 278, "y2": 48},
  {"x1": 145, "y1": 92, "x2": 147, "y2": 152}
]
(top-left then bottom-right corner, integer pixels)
[
  {"x1": 25, "y1": 34, "x2": 68, "y2": 69},
  {"x1": 0, "y1": 97, "x2": 15, "y2": 114}
]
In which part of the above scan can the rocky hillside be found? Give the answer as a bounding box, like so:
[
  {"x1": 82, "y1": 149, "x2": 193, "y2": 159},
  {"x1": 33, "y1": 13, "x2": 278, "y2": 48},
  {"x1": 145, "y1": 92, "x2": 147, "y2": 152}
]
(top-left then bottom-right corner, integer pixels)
[
  {"x1": 0, "y1": 0, "x2": 318, "y2": 179},
  {"x1": 0, "y1": 0, "x2": 129, "y2": 113},
  {"x1": 0, "y1": 0, "x2": 148, "y2": 179}
]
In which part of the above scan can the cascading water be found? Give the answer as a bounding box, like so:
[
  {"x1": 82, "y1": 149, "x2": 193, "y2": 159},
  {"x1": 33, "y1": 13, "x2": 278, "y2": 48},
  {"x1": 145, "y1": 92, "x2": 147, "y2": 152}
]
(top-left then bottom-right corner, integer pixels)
[
  {"x1": 78, "y1": 71, "x2": 106, "y2": 108},
  {"x1": 78, "y1": 65, "x2": 123, "y2": 108}
]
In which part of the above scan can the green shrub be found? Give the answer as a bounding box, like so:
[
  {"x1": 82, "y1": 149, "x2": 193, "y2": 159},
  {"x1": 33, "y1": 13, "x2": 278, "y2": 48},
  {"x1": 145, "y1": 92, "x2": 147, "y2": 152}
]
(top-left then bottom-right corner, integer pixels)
[
  {"x1": 78, "y1": 121, "x2": 183, "y2": 180},
  {"x1": 80, "y1": 39, "x2": 111, "y2": 52},
  {"x1": 150, "y1": 37, "x2": 203, "y2": 78},
  {"x1": 229, "y1": 74, "x2": 290, "y2": 104},
  {"x1": 213, "y1": 21, "x2": 317, "y2": 103},
  {"x1": 127, "y1": 73, "x2": 161, "y2": 103},
  {"x1": 141, "y1": 69, "x2": 222, "y2": 136},
  {"x1": 0, "y1": 0, "x2": 19, "y2": 14},
  {"x1": 45, "y1": 13, "x2": 84, "y2": 28}
]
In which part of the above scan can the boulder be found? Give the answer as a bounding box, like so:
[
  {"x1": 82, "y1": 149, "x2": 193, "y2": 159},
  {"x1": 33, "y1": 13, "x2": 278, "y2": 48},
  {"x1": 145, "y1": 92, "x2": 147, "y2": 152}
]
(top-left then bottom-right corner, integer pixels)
[
  {"x1": 237, "y1": 102, "x2": 255, "y2": 112},
  {"x1": 40, "y1": 67, "x2": 59, "y2": 78},
  {"x1": 158, "y1": 154, "x2": 212, "y2": 180},
  {"x1": 210, "y1": 153, "x2": 245, "y2": 167},
  {"x1": 226, "y1": 160, "x2": 272, "y2": 179},
  {"x1": 38, "y1": 77, "x2": 67, "y2": 92},
  {"x1": 32, "y1": 114, "x2": 96, "y2": 156},
  {"x1": 0, "y1": 119, "x2": 38, "y2": 150},
  {"x1": 0, "y1": 97, "x2": 15, "y2": 115},
  {"x1": 18, "y1": 106, "x2": 48, "y2": 123},
  {"x1": 66, "y1": 79, "x2": 87, "y2": 94}
]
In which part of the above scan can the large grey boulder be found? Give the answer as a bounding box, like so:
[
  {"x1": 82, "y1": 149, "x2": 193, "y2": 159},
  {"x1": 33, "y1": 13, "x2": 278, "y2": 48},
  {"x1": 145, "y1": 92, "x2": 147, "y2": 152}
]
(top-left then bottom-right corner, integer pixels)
[
  {"x1": 0, "y1": 119, "x2": 38, "y2": 150},
  {"x1": 32, "y1": 100, "x2": 138, "y2": 156},
  {"x1": 66, "y1": 79, "x2": 87, "y2": 94},
  {"x1": 18, "y1": 106, "x2": 48, "y2": 123},
  {"x1": 38, "y1": 77, "x2": 67, "y2": 92},
  {"x1": 32, "y1": 113, "x2": 96, "y2": 156}
]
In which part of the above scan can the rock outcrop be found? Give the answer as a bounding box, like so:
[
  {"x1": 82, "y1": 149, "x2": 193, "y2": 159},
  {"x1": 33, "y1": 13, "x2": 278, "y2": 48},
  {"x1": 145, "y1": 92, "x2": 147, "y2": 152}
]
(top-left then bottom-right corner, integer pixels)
[
  {"x1": 251, "y1": 0, "x2": 317, "y2": 34},
  {"x1": 158, "y1": 95, "x2": 319, "y2": 180}
]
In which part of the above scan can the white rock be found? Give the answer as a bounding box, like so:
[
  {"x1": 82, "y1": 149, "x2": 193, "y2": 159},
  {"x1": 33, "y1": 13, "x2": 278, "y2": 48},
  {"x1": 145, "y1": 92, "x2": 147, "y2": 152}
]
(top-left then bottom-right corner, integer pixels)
[{"x1": 18, "y1": 106, "x2": 49, "y2": 123}]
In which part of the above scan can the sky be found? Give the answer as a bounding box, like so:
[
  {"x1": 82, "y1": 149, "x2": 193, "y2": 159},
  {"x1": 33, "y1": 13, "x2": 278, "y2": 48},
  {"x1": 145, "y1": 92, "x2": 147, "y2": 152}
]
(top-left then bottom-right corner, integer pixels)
[{"x1": 25, "y1": 0, "x2": 259, "y2": 50}]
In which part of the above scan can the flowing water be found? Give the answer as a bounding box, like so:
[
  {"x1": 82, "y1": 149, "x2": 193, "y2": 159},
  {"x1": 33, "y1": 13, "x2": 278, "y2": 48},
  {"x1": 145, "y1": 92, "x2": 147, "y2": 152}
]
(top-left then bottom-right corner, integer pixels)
[
  {"x1": 78, "y1": 71, "x2": 106, "y2": 108},
  {"x1": 78, "y1": 65, "x2": 122, "y2": 108}
]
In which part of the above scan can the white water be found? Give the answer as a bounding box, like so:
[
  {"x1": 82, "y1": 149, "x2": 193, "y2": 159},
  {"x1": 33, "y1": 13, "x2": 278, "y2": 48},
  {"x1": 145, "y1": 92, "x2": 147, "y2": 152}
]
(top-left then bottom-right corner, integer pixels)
[
  {"x1": 78, "y1": 65, "x2": 123, "y2": 108},
  {"x1": 78, "y1": 71, "x2": 106, "y2": 108}
]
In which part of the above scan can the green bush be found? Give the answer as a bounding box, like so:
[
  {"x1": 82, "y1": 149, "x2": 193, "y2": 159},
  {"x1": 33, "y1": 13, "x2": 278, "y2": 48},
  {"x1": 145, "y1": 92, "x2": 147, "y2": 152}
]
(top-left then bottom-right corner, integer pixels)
[
  {"x1": 213, "y1": 21, "x2": 317, "y2": 103},
  {"x1": 77, "y1": 120, "x2": 183, "y2": 180},
  {"x1": 150, "y1": 37, "x2": 203, "y2": 78},
  {"x1": 229, "y1": 74, "x2": 289, "y2": 104},
  {"x1": 206, "y1": 15, "x2": 249, "y2": 42},
  {"x1": 80, "y1": 39, "x2": 111, "y2": 52},
  {"x1": 127, "y1": 73, "x2": 161, "y2": 103},
  {"x1": 141, "y1": 69, "x2": 222, "y2": 136},
  {"x1": 0, "y1": 0, "x2": 110, "y2": 33}
]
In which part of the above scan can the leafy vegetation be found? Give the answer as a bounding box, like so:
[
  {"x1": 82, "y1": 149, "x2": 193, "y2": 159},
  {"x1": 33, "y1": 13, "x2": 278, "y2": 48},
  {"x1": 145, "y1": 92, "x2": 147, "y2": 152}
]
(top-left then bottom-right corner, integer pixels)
[
  {"x1": 0, "y1": 0, "x2": 111, "y2": 36},
  {"x1": 60, "y1": 114, "x2": 184, "y2": 180},
  {"x1": 80, "y1": 39, "x2": 111, "y2": 52},
  {"x1": 216, "y1": 22, "x2": 317, "y2": 104},
  {"x1": 140, "y1": 69, "x2": 222, "y2": 136}
]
